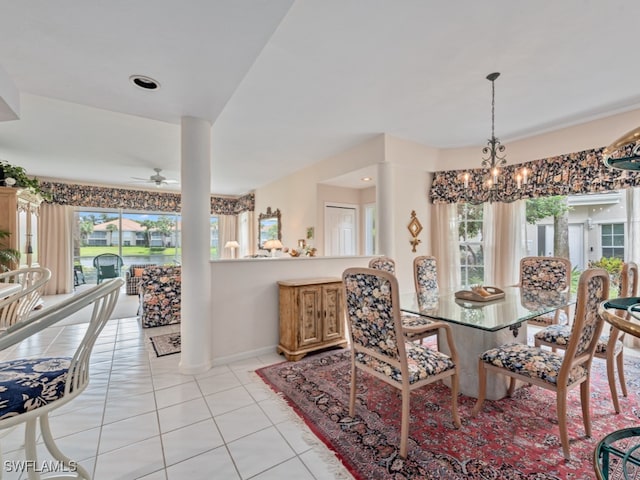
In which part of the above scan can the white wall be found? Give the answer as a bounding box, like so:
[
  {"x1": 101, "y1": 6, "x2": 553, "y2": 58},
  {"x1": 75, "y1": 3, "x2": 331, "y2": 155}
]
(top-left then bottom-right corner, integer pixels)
[
  {"x1": 254, "y1": 108, "x2": 640, "y2": 295},
  {"x1": 254, "y1": 135, "x2": 386, "y2": 254},
  {"x1": 436, "y1": 108, "x2": 640, "y2": 171},
  {"x1": 209, "y1": 255, "x2": 373, "y2": 364}
]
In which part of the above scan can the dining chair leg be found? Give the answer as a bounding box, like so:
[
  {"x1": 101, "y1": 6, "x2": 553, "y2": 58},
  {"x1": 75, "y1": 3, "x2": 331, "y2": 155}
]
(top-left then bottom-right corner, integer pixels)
[
  {"x1": 349, "y1": 358, "x2": 357, "y2": 416},
  {"x1": 617, "y1": 350, "x2": 628, "y2": 398},
  {"x1": 399, "y1": 387, "x2": 410, "y2": 458},
  {"x1": 450, "y1": 373, "x2": 461, "y2": 428},
  {"x1": 556, "y1": 388, "x2": 571, "y2": 460},
  {"x1": 471, "y1": 359, "x2": 487, "y2": 416},
  {"x1": 40, "y1": 413, "x2": 91, "y2": 479},
  {"x1": 24, "y1": 418, "x2": 40, "y2": 480},
  {"x1": 507, "y1": 377, "x2": 518, "y2": 397},
  {"x1": 606, "y1": 353, "x2": 621, "y2": 414},
  {"x1": 580, "y1": 380, "x2": 592, "y2": 438}
]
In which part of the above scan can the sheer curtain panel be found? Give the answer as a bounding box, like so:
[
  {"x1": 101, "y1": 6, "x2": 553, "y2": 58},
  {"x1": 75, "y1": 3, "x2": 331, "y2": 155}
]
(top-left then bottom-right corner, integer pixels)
[
  {"x1": 483, "y1": 200, "x2": 526, "y2": 287},
  {"x1": 431, "y1": 203, "x2": 461, "y2": 293},
  {"x1": 40, "y1": 204, "x2": 74, "y2": 294},
  {"x1": 219, "y1": 215, "x2": 238, "y2": 259}
]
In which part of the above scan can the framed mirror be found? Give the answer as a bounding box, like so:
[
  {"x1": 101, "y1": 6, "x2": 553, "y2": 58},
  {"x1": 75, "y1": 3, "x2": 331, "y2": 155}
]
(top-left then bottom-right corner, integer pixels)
[{"x1": 258, "y1": 207, "x2": 282, "y2": 249}]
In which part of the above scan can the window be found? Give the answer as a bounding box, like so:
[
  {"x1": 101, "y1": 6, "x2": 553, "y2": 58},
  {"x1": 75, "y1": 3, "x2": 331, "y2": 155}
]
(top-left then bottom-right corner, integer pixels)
[
  {"x1": 601, "y1": 223, "x2": 624, "y2": 259},
  {"x1": 74, "y1": 209, "x2": 181, "y2": 283},
  {"x1": 210, "y1": 216, "x2": 219, "y2": 259},
  {"x1": 364, "y1": 204, "x2": 376, "y2": 255},
  {"x1": 238, "y1": 211, "x2": 250, "y2": 258},
  {"x1": 458, "y1": 203, "x2": 484, "y2": 287}
]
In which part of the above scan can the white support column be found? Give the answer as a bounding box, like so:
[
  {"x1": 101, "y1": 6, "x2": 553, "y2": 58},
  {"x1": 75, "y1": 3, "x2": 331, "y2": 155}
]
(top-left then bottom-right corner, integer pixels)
[
  {"x1": 179, "y1": 116, "x2": 212, "y2": 375},
  {"x1": 376, "y1": 162, "x2": 396, "y2": 257}
]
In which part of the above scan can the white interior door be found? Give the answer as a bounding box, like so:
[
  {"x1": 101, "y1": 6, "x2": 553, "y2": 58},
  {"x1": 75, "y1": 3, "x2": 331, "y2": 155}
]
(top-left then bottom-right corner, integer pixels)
[{"x1": 324, "y1": 205, "x2": 357, "y2": 256}]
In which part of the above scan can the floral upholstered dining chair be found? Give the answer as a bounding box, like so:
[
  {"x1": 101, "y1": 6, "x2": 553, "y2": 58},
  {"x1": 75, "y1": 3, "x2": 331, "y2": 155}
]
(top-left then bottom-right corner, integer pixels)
[
  {"x1": 368, "y1": 256, "x2": 396, "y2": 273},
  {"x1": 535, "y1": 261, "x2": 638, "y2": 413},
  {"x1": 519, "y1": 256, "x2": 572, "y2": 328},
  {"x1": 408, "y1": 256, "x2": 441, "y2": 344},
  {"x1": 413, "y1": 255, "x2": 439, "y2": 296},
  {"x1": 473, "y1": 268, "x2": 609, "y2": 460},
  {"x1": 369, "y1": 256, "x2": 439, "y2": 344},
  {"x1": 342, "y1": 267, "x2": 460, "y2": 458}
]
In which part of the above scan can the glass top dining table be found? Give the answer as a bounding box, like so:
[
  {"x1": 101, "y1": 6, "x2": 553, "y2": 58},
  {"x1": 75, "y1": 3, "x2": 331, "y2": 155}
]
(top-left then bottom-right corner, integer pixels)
[
  {"x1": 399, "y1": 286, "x2": 576, "y2": 399},
  {"x1": 399, "y1": 286, "x2": 576, "y2": 333}
]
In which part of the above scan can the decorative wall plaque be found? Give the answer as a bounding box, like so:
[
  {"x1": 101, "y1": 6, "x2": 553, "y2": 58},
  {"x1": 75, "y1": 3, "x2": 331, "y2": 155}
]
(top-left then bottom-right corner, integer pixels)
[{"x1": 407, "y1": 210, "x2": 423, "y2": 252}]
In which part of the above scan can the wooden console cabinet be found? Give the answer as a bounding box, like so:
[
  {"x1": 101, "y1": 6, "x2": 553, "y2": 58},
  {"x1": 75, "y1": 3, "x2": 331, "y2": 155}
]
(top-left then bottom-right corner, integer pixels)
[
  {"x1": 277, "y1": 277, "x2": 347, "y2": 361},
  {"x1": 0, "y1": 187, "x2": 42, "y2": 269}
]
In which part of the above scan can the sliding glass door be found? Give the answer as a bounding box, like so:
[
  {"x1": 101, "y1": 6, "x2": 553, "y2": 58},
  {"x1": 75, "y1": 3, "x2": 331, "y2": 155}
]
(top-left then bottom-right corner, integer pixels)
[{"x1": 74, "y1": 208, "x2": 182, "y2": 283}]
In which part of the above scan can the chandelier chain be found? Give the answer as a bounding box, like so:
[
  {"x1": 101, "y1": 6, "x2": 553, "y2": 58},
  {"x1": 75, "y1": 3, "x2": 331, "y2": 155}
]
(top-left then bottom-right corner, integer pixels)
[{"x1": 491, "y1": 77, "x2": 496, "y2": 142}]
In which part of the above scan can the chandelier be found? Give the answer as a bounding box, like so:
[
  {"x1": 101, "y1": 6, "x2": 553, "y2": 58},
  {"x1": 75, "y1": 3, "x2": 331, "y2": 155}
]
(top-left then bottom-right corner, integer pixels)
[
  {"x1": 459, "y1": 72, "x2": 528, "y2": 204},
  {"x1": 602, "y1": 126, "x2": 640, "y2": 171}
]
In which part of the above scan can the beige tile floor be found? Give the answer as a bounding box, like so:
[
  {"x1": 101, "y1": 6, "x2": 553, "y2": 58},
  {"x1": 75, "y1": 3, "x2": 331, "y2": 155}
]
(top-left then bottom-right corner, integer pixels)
[
  {"x1": 2, "y1": 287, "x2": 637, "y2": 479},
  {"x1": 0, "y1": 287, "x2": 352, "y2": 480}
]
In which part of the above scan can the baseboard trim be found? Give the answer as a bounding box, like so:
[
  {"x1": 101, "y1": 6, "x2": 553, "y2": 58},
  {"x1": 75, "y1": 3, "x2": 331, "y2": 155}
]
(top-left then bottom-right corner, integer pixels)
[{"x1": 212, "y1": 345, "x2": 278, "y2": 367}]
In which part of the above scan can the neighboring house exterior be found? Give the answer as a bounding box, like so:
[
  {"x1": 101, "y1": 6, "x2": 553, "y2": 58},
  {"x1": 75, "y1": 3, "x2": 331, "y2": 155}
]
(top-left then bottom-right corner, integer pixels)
[
  {"x1": 524, "y1": 191, "x2": 627, "y2": 270},
  {"x1": 89, "y1": 218, "x2": 181, "y2": 248},
  {"x1": 89, "y1": 218, "x2": 146, "y2": 246}
]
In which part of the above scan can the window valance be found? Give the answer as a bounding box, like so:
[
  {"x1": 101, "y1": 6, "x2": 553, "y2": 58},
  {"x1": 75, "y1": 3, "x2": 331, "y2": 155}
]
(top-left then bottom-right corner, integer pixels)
[
  {"x1": 430, "y1": 145, "x2": 640, "y2": 204},
  {"x1": 41, "y1": 181, "x2": 254, "y2": 215}
]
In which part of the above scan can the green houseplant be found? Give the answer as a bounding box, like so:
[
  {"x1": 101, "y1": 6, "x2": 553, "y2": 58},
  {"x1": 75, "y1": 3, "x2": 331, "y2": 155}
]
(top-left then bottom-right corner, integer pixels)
[
  {"x1": 0, "y1": 229, "x2": 20, "y2": 272},
  {"x1": 0, "y1": 160, "x2": 51, "y2": 201}
]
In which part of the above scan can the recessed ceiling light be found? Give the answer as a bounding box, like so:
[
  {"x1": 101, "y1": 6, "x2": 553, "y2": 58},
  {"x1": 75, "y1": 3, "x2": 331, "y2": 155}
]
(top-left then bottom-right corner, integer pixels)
[
  {"x1": 361, "y1": 176, "x2": 372, "y2": 182},
  {"x1": 129, "y1": 75, "x2": 160, "y2": 90}
]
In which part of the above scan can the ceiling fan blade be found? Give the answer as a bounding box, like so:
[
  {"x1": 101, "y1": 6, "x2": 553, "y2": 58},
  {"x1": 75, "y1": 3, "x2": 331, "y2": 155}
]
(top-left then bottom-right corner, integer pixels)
[
  {"x1": 131, "y1": 176, "x2": 151, "y2": 182},
  {"x1": 164, "y1": 179, "x2": 179, "y2": 184}
]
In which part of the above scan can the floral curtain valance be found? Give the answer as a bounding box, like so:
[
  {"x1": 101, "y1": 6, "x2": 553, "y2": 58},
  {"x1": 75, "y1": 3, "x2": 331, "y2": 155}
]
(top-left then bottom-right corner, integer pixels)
[
  {"x1": 430, "y1": 144, "x2": 640, "y2": 204},
  {"x1": 41, "y1": 181, "x2": 254, "y2": 215}
]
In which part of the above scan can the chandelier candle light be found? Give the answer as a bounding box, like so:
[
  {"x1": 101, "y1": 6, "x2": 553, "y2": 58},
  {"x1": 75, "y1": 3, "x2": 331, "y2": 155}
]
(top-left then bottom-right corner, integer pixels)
[{"x1": 460, "y1": 72, "x2": 529, "y2": 203}]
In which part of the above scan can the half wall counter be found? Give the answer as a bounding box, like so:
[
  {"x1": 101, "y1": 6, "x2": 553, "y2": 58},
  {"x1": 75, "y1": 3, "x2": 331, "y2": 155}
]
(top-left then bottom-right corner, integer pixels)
[{"x1": 209, "y1": 256, "x2": 374, "y2": 364}]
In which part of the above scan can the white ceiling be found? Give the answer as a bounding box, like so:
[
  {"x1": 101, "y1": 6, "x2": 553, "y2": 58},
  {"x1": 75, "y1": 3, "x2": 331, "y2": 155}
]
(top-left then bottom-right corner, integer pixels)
[{"x1": 0, "y1": 0, "x2": 639, "y2": 195}]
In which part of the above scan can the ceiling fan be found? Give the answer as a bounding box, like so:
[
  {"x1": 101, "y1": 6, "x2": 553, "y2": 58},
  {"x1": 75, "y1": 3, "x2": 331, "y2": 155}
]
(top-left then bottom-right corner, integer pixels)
[{"x1": 131, "y1": 168, "x2": 179, "y2": 188}]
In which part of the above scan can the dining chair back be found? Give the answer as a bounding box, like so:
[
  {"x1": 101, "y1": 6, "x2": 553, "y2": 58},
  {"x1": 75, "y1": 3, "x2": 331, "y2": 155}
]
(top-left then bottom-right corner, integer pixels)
[
  {"x1": 93, "y1": 253, "x2": 124, "y2": 284},
  {"x1": 0, "y1": 277, "x2": 123, "y2": 479},
  {"x1": 342, "y1": 267, "x2": 460, "y2": 458},
  {"x1": 473, "y1": 268, "x2": 609, "y2": 460},
  {"x1": 368, "y1": 256, "x2": 396, "y2": 274},
  {"x1": 534, "y1": 261, "x2": 638, "y2": 413},
  {"x1": 0, "y1": 267, "x2": 51, "y2": 330},
  {"x1": 413, "y1": 255, "x2": 439, "y2": 296},
  {"x1": 519, "y1": 256, "x2": 572, "y2": 327},
  {"x1": 408, "y1": 256, "x2": 441, "y2": 344}
]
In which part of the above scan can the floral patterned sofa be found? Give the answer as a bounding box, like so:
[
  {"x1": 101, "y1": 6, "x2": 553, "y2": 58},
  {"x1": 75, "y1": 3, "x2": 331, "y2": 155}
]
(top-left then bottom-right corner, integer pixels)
[
  {"x1": 125, "y1": 263, "x2": 157, "y2": 295},
  {"x1": 139, "y1": 265, "x2": 181, "y2": 328}
]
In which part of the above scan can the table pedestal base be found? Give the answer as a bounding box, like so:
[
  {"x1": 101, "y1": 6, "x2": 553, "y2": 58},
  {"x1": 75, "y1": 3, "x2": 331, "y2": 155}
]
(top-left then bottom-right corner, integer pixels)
[{"x1": 439, "y1": 322, "x2": 526, "y2": 400}]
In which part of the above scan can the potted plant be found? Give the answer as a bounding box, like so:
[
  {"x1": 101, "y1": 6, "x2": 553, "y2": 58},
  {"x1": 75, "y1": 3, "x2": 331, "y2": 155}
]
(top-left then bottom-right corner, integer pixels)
[
  {"x1": 0, "y1": 229, "x2": 20, "y2": 272},
  {"x1": 0, "y1": 160, "x2": 51, "y2": 201}
]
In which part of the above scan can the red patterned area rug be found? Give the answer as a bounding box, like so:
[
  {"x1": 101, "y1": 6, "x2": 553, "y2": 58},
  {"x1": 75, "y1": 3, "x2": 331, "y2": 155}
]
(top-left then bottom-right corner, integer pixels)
[{"x1": 256, "y1": 349, "x2": 640, "y2": 480}]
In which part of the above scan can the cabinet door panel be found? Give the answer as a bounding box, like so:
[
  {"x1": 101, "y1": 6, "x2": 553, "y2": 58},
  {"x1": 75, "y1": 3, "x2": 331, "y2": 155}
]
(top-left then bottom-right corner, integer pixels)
[
  {"x1": 298, "y1": 287, "x2": 321, "y2": 346},
  {"x1": 322, "y1": 283, "x2": 344, "y2": 341}
]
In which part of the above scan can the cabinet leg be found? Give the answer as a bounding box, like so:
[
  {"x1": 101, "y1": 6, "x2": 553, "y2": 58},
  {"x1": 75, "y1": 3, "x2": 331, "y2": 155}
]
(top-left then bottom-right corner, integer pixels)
[
  {"x1": 285, "y1": 353, "x2": 306, "y2": 362},
  {"x1": 277, "y1": 346, "x2": 306, "y2": 361}
]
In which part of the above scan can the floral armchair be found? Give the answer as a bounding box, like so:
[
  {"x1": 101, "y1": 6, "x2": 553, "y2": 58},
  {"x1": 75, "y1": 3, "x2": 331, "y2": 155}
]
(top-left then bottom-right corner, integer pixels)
[{"x1": 139, "y1": 265, "x2": 181, "y2": 328}]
